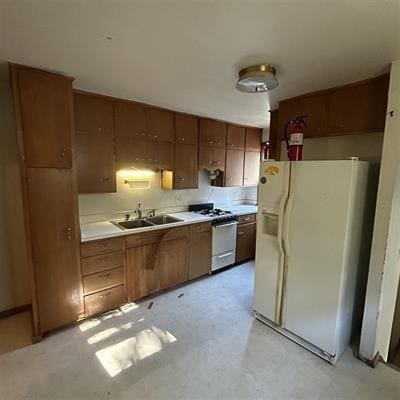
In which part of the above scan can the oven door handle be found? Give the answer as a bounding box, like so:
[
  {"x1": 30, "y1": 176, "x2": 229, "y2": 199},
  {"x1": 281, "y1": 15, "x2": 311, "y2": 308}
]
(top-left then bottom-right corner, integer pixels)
[
  {"x1": 213, "y1": 222, "x2": 238, "y2": 228},
  {"x1": 217, "y1": 252, "x2": 234, "y2": 259}
]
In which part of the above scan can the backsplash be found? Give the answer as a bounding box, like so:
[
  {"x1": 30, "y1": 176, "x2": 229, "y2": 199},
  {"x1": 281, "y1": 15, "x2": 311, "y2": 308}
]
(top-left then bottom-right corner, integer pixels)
[{"x1": 79, "y1": 170, "x2": 258, "y2": 224}]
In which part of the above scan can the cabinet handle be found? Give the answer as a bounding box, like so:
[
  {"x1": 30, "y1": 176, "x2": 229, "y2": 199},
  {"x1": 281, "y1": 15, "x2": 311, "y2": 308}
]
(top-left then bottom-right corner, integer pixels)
[
  {"x1": 243, "y1": 217, "x2": 250, "y2": 221},
  {"x1": 99, "y1": 243, "x2": 109, "y2": 249},
  {"x1": 180, "y1": 137, "x2": 185, "y2": 141},
  {"x1": 178, "y1": 177, "x2": 185, "y2": 181},
  {"x1": 100, "y1": 292, "x2": 112, "y2": 298},
  {"x1": 65, "y1": 227, "x2": 72, "y2": 240},
  {"x1": 238, "y1": 232, "x2": 244, "y2": 235},
  {"x1": 98, "y1": 273, "x2": 110, "y2": 279},
  {"x1": 61, "y1": 148, "x2": 68, "y2": 160},
  {"x1": 99, "y1": 177, "x2": 111, "y2": 182},
  {"x1": 97, "y1": 256, "x2": 109, "y2": 263},
  {"x1": 208, "y1": 140, "x2": 214, "y2": 144}
]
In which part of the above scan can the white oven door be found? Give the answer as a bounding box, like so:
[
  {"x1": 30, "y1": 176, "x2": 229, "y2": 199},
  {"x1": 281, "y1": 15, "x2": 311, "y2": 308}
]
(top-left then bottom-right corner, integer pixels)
[{"x1": 212, "y1": 222, "x2": 237, "y2": 271}]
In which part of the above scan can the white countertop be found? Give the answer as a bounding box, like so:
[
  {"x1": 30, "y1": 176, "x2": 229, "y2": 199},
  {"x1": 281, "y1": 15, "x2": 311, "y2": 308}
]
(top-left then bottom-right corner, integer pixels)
[{"x1": 80, "y1": 204, "x2": 257, "y2": 242}]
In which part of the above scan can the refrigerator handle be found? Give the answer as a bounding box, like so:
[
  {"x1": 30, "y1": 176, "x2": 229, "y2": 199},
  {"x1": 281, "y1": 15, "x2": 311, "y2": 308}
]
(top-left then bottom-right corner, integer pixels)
[
  {"x1": 283, "y1": 190, "x2": 295, "y2": 257},
  {"x1": 277, "y1": 191, "x2": 288, "y2": 256}
]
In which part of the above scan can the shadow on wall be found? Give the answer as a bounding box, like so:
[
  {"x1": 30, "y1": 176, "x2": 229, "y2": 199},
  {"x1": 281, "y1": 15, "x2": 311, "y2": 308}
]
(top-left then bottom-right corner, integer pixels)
[{"x1": 0, "y1": 61, "x2": 30, "y2": 312}]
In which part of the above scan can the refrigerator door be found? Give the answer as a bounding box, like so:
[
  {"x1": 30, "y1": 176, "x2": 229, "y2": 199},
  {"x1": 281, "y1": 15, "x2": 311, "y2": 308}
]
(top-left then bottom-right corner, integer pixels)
[
  {"x1": 282, "y1": 161, "x2": 355, "y2": 356},
  {"x1": 254, "y1": 161, "x2": 290, "y2": 324}
]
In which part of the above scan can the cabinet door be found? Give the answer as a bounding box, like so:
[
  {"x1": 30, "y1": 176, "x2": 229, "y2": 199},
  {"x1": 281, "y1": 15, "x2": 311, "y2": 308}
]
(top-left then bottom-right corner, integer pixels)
[
  {"x1": 26, "y1": 168, "x2": 81, "y2": 333},
  {"x1": 146, "y1": 108, "x2": 174, "y2": 142},
  {"x1": 279, "y1": 94, "x2": 328, "y2": 139},
  {"x1": 76, "y1": 134, "x2": 116, "y2": 193},
  {"x1": 114, "y1": 101, "x2": 146, "y2": 138},
  {"x1": 245, "y1": 127, "x2": 262, "y2": 151},
  {"x1": 74, "y1": 93, "x2": 114, "y2": 136},
  {"x1": 268, "y1": 110, "x2": 279, "y2": 160},
  {"x1": 199, "y1": 119, "x2": 227, "y2": 147},
  {"x1": 149, "y1": 141, "x2": 174, "y2": 170},
  {"x1": 236, "y1": 222, "x2": 256, "y2": 263},
  {"x1": 127, "y1": 244, "x2": 161, "y2": 300},
  {"x1": 243, "y1": 151, "x2": 260, "y2": 186},
  {"x1": 115, "y1": 137, "x2": 148, "y2": 165},
  {"x1": 327, "y1": 76, "x2": 389, "y2": 134},
  {"x1": 189, "y1": 231, "x2": 211, "y2": 280},
  {"x1": 175, "y1": 114, "x2": 198, "y2": 145},
  {"x1": 199, "y1": 146, "x2": 226, "y2": 171},
  {"x1": 174, "y1": 144, "x2": 198, "y2": 189},
  {"x1": 159, "y1": 237, "x2": 189, "y2": 290},
  {"x1": 15, "y1": 67, "x2": 73, "y2": 168},
  {"x1": 227, "y1": 125, "x2": 245, "y2": 150},
  {"x1": 225, "y1": 149, "x2": 244, "y2": 186}
]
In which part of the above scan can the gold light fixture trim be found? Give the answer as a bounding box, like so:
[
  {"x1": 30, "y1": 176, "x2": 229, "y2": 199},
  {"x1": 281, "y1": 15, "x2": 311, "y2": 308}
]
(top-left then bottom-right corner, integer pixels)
[{"x1": 236, "y1": 63, "x2": 279, "y2": 93}]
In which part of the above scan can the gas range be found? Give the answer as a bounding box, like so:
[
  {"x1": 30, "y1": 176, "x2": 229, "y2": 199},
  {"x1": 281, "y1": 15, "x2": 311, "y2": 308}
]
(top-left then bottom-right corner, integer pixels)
[{"x1": 188, "y1": 203, "x2": 238, "y2": 226}]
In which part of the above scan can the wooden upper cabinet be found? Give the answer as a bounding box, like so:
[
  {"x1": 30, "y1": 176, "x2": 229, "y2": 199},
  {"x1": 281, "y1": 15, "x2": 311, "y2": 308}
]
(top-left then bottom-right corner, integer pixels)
[
  {"x1": 227, "y1": 125, "x2": 245, "y2": 150},
  {"x1": 225, "y1": 149, "x2": 244, "y2": 186},
  {"x1": 114, "y1": 101, "x2": 146, "y2": 138},
  {"x1": 115, "y1": 137, "x2": 173, "y2": 170},
  {"x1": 175, "y1": 114, "x2": 198, "y2": 145},
  {"x1": 114, "y1": 101, "x2": 173, "y2": 142},
  {"x1": 327, "y1": 75, "x2": 389, "y2": 134},
  {"x1": 173, "y1": 144, "x2": 198, "y2": 189},
  {"x1": 199, "y1": 119, "x2": 227, "y2": 148},
  {"x1": 245, "y1": 127, "x2": 262, "y2": 151},
  {"x1": 26, "y1": 168, "x2": 81, "y2": 333},
  {"x1": 244, "y1": 151, "x2": 260, "y2": 186},
  {"x1": 199, "y1": 146, "x2": 226, "y2": 171},
  {"x1": 76, "y1": 134, "x2": 116, "y2": 193},
  {"x1": 268, "y1": 110, "x2": 279, "y2": 160},
  {"x1": 279, "y1": 94, "x2": 328, "y2": 140},
  {"x1": 146, "y1": 107, "x2": 174, "y2": 142},
  {"x1": 12, "y1": 67, "x2": 74, "y2": 168},
  {"x1": 74, "y1": 93, "x2": 114, "y2": 136}
]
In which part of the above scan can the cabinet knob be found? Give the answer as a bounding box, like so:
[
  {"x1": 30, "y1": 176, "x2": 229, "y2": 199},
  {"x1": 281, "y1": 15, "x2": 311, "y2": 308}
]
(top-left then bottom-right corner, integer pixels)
[
  {"x1": 100, "y1": 292, "x2": 112, "y2": 298},
  {"x1": 208, "y1": 140, "x2": 214, "y2": 144},
  {"x1": 98, "y1": 273, "x2": 110, "y2": 279},
  {"x1": 238, "y1": 231, "x2": 244, "y2": 236},
  {"x1": 61, "y1": 148, "x2": 68, "y2": 160},
  {"x1": 180, "y1": 137, "x2": 185, "y2": 141},
  {"x1": 65, "y1": 227, "x2": 72, "y2": 240},
  {"x1": 178, "y1": 177, "x2": 185, "y2": 181}
]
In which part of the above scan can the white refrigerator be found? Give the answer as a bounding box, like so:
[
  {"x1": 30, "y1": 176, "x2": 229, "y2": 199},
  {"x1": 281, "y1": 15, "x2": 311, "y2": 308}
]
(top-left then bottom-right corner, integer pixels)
[{"x1": 254, "y1": 160, "x2": 376, "y2": 364}]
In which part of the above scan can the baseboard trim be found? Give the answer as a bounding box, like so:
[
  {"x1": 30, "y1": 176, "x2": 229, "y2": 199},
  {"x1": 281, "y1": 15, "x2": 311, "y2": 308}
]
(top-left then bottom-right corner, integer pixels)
[{"x1": 0, "y1": 304, "x2": 31, "y2": 319}]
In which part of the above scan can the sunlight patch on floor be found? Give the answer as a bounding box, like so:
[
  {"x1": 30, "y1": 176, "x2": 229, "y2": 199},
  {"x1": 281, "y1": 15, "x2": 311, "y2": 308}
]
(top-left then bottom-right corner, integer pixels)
[{"x1": 95, "y1": 326, "x2": 177, "y2": 377}]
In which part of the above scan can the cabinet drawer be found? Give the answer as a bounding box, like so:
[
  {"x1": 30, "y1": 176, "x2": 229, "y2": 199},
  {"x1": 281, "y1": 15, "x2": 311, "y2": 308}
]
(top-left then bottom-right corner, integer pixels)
[
  {"x1": 84, "y1": 285, "x2": 125, "y2": 316},
  {"x1": 83, "y1": 266, "x2": 125, "y2": 294},
  {"x1": 81, "y1": 251, "x2": 125, "y2": 276},
  {"x1": 81, "y1": 237, "x2": 125, "y2": 257},
  {"x1": 163, "y1": 226, "x2": 189, "y2": 241},
  {"x1": 126, "y1": 231, "x2": 164, "y2": 248},
  {"x1": 237, "y1": 214, "x2": 256, "y2": 225},
  {"x1": 190, "y1": 222, "x2": 212, "y2": 236}
]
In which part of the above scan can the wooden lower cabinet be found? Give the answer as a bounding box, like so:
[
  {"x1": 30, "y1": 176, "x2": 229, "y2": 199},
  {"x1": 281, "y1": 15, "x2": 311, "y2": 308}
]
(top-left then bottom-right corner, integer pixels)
[
  {"x1": 84, "y1": 285, "x2": 126, "y2": 317},
  {"x1": 127, "y1": 227, "x2": 189, "y2": 301},
  {"x1": 236, "y1": 219, "x2": 256, "y2": 263},
  {"x1": 159, "y1": 237, "x2": 189, "y2": 289},
  {"x1": 188, "y1": 223, "x2": 212, "y2": 280},
  {"x1": 27, "y1": 168, "x2": 82, "y2": 333}
]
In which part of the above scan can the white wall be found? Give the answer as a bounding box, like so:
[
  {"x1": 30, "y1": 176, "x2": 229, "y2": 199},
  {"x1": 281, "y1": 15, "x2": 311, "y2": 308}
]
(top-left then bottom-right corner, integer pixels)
[
  {"x1": 79, "y1": 169, "x2": 257, "y2": 223},
  {"x1": 0, "y1": 62, "x2": 30, "y2": 312},
  {"x1": 360, "y1": 60, "x2": 400, "y2": 362},
  {"x1": 280, "y1": 132, "x2": 384, "y2": 163}
]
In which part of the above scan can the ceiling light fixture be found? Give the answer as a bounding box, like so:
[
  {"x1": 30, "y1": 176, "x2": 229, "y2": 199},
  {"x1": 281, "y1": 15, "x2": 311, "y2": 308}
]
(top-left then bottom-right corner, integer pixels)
[{"x1": 236, "y1": 64, "x2": 279, "y2": 93}]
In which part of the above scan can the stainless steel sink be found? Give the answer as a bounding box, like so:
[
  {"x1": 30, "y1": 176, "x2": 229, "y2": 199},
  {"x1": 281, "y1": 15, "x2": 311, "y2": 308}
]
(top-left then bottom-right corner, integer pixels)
[
  {"x1": 112, "y1": 214, "x2": 182, "y2": 230},
  {"x1": 114, "y1": 219, "x2": 154, "y2": 230},
  {"x1": 146, "y1": 215, "x2": 182, "y2": 225}
]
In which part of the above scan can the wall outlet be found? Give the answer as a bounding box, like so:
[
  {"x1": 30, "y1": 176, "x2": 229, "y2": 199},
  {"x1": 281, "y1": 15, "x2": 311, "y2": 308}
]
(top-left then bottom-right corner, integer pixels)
[{"x1": 174, "y1": 194, "x2": 183, "y2": 203}]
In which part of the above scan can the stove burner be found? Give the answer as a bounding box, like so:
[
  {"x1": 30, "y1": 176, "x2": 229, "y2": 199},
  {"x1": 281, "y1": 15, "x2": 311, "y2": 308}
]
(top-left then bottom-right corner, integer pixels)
[{"x1": 196, "y1": 208, "x2": 232, "y2": 217}]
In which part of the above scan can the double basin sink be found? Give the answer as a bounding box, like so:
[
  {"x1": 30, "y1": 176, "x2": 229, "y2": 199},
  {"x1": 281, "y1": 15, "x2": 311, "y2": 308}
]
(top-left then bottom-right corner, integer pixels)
[{"x1": 113, "y1": 215, "x2": 182, "y2": 230}]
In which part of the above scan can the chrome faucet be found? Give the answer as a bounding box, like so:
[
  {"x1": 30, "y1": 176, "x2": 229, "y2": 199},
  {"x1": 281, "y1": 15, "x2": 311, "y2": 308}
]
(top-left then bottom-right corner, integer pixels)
[{"x1": 135, "y1": 202, "x2": 142, "y2": 219}]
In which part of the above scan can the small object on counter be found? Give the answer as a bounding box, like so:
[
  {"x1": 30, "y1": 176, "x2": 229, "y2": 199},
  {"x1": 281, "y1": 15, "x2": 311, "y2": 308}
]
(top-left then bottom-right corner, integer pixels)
[
  {"x1": 147, "y1": 301, "x2": 154, "y2": 309},
  {"x1": 178, "y1": 293, "x2": 184, "y2": 298}
]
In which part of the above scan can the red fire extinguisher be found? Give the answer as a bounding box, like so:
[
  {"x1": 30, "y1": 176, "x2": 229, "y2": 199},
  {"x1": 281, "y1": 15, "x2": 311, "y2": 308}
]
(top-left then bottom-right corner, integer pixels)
[{"x1": 284, "y1": 115, "x2": 307, "y2": 161}]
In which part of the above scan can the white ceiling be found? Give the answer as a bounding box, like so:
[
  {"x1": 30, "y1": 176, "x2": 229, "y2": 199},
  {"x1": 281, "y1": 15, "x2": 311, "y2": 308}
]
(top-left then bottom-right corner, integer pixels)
[{"x1": 1, "y1": 1, "x2": 399, "y2": 128}]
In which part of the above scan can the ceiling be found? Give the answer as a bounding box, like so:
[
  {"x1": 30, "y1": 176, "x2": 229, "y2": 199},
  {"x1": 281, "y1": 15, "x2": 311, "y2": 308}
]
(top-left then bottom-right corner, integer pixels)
[{"x1": 1, "y1": 1, "x2": 399, "y2": 128}]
